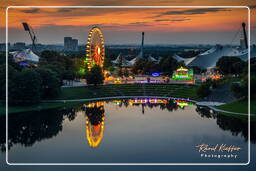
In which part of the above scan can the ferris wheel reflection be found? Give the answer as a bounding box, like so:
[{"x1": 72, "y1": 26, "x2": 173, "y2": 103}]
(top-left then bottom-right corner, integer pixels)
[{"x1": 85, "y1": 101, "x2": 105, "y2": 148}]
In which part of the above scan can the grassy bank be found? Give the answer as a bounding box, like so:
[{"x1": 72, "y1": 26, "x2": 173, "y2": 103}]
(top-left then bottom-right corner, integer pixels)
[
  {"x1": 0, "y1": 101, "x2": 86, "y2": 115},
  {"x1": 216, "y1": 99, "x2": 256, "y2": 114},
  {"x1": 218, "y1": 111, "x2": 256, "y2": 122},
  {"x1": 56, "y1": 84, "x2": 198, "y2": 100},
  {"x1": 1, "y1": 83, "x2": 198, "y2": 114}
]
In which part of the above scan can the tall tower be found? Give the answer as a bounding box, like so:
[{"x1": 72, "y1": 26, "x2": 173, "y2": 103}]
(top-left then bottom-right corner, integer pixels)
[
  {"x1": 242, "y1": 22, "x2": 248, "y2": 49},
  {"x1": 141, "y1": 32, "x2": 144, "y2": 58}
]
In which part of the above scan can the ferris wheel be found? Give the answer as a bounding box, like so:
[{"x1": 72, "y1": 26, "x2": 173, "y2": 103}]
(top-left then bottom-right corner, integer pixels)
[{"x1": 85, "y1": 26, "x2": 105, "y2": 71}]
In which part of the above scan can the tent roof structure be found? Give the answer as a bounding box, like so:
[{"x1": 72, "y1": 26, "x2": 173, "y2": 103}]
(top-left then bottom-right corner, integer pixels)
[{"x1": 10, "y1": 49, "x2": 39, "y2": 63}]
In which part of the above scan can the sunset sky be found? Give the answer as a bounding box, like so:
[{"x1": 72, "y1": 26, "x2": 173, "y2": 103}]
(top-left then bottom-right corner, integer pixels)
[{"x1": 0, "y1": 0, "x2": 255, "y2": 45}]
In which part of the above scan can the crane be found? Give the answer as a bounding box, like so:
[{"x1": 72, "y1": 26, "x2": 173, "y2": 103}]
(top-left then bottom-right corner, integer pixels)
[
  {"x1": 241, "y1": 22, "x2": 248, "y2": 49},
  {"x1": 22, "y1": 22, "x2": 37, "y2": 52}
]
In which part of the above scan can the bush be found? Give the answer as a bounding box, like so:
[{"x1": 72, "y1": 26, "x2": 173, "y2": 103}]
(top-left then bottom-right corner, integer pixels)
[
  {"x1": 231, "y1": 83, "x2": 244, "y2": 98},
  {"x1": 0, "y1": 64, "x2": 6, "y2": 100},
  {"x1": 216, "y1": 56, "x2": 246, "y2": 75},
  {"x1": 35, "y1": 67, "x2": 61, "y2": 98},
  {"x1": 196, "y1": 83, "x2": 211, "y2": 98},
  {"x1": 9, "y1": 69, "x2": 42, "y2": 105},
  {"x1": 251, "y1": 75, "x2": 256, "y2": 99},
  {"x1": 85, "y1": 65, "x2": 104, "y2": 86},
  {"x1": 230, "y1": 76, "x2": 250, "y2": 99}
]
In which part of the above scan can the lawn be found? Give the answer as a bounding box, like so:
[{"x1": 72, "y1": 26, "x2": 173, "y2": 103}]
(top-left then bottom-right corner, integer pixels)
[
  {"x1": 0, "y1": 101, "x2": 86, "y2": 115},
  {"x1": 56, "y1": 83, "x2": 199, "y2": 100},
  {"x1": 1, "y1": 83, "x2": 198, "y2": 114},
  {"x1": 216, "y1": 99, "x2": 256, "y2": 114}
]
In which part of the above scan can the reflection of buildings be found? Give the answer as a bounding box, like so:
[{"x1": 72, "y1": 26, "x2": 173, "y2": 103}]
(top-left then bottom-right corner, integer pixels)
[
  {"x1": 173, "y1": 100, "x2": 193, "y2": 109},
  {"x1": 111, "y1": 98, "x2": 194, "y2": 113},
  {"x1": 128, "y1": 98, "x2": 168, "y2": 105},
  {"x1": 129, "y1": 98, "x2": 168, "y2": 114},
  {"x1": 85, "y1": 102, "x2": 105, "y2": 148}
]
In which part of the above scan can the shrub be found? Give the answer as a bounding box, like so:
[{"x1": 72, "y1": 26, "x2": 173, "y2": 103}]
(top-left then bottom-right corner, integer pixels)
[
  {"x1": 9, "y1": 69, "x2": 42, "y2": 105},
  {"x1": 85, "y1": 65, "x2": 104, "y2": 86},
  {"x1": 196, "y1": 83, "x2": 211, "y2": 98}
]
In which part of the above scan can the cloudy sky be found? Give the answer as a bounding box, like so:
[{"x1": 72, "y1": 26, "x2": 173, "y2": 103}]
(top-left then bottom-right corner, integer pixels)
[{"x1": 0, "y1": 0, "x2": 255, "y2": 45}]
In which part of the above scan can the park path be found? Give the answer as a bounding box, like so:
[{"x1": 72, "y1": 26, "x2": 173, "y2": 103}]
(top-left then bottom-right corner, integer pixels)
[{"x1": 206, "y1": 105, "x2": 256, "y2": 116}]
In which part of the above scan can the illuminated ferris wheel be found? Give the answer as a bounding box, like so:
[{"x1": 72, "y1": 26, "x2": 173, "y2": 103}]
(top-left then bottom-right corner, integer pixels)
[{"x1": 85, "y1": 26, "x2": 105, "y2": 71}]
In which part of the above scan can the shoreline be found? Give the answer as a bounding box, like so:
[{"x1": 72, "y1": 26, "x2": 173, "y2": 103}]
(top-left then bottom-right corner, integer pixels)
[
  {"x1": 1, "y1": 84, "x2": 254, "y2": 118},
  {"x1": 1, "y1": 95, "x2": 255, "y2": 118}
]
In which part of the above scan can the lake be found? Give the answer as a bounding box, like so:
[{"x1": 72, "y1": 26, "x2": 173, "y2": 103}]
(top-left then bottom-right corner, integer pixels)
[{"x1": 0, "y1": 98, "x2": 254, "y2": 164}]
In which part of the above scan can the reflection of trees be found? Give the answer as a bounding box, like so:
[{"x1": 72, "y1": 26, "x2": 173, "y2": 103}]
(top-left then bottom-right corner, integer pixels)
[
  {"x1": 136, "y1": 101, "x2": 179, "y2": 112},
  {"x1": 162, "y1": 101, "x2": 179, "y2": 112},
  {"x1": 196, "y1": 106, "x2": 216, "y2": 119},
  {"x1": 110, "y1": 99, "x2": 189, "y2": 112},
  {"x1": 0, "y1": 107, "x2": 77, "y2": 152},
  {"x1": 117, "y1": 99, "x2": 180, "y2": 113},
  {"x1": 196, "y1": 106, "x2": 256, "y2": 144}
]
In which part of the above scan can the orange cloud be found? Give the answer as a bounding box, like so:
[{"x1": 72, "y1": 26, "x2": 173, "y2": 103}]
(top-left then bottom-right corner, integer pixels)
[
  {"x1": 6, "y1": 7, "x2": 248, "y2": 33},
  {"x1": 0, "y1": 0, "x2": 255, "y2": 44}
]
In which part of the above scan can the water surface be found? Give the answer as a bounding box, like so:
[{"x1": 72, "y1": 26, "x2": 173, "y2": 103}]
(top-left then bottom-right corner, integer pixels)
[{"x1": 0, "y1": 98, "x2": 254, "y2": 164}]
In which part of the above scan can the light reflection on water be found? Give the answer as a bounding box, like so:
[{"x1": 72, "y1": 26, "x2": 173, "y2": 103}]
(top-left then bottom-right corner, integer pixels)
[{"x1": 0, "y1": 98, "x2": 254, "y2": 163}]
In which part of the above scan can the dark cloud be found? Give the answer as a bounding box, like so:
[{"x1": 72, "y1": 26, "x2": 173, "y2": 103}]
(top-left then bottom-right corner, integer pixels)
[
  {"x1": 57, "y1": 9, "x2": 72, "y2": 13},
  {"x1": 129, "y1": 22, "x2": 149, "y2": 25},
  {"x1": 249, "y1": 5, "x2": 256, "y2": 9},
  {"x1": 57, "y1": 8, "x2": 81, "y2": 13},
  {"x1": 21, "y1": 8, "x2": 40, "y2": 14},
  {"x1": 154, "y1": 8, "x2": 230, "y2": 17},
  {"x1": 155, "y1": 18, "x2": 191, "y2": 22}
]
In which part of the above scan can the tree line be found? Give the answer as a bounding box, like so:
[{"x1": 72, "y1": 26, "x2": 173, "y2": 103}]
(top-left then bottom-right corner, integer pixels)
[
  {"x1": 197, "y1": 56, "x2": 255, "y2": 99},
  {"x1": 0, "y1": 51, "x2": 81, "y2": 105}
]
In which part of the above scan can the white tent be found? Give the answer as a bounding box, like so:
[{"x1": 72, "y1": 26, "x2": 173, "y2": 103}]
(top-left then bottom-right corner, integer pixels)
[
  {"x1": 112, "y1": 53, "x2": 132, "y2": 67},
  {"x1": 10, "y1": 49, "x2": 39, "y2": 63},
  {"x1": 172, "y1": 54, "x2": 196, "y2": 65},
  {"x1": 129, "y1": 51, "x2": 144, "y2": 65},
  {"x1": 148, "y1": 55, "x2": 158, "y2": 63},
  {"x1": 184, "y1": 45, "x2": 256, "y2": 69}
]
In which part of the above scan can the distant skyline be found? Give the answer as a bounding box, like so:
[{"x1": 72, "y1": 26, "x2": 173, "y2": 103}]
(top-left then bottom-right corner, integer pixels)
[{"x1": 2, "y1": 7, "x2": 255, "y2": 45}]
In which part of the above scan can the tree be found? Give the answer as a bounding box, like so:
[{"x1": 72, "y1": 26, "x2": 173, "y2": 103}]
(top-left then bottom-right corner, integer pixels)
[
  {"x1": 103, "y1": 56, "x2": 112, "y2": 69},
  {"x1": 123, "y1": 68, "x2": 130, "y2": 77},
  {"x1": 117, "y1": 68, "x2": 123, "y2": 77},
  {"x1": 0, "y1": 53, "x2": 23, "y2": 71},
  {"x1": 40, "y1": 50, "x2": 78, "y2": 81},
  {"x1": 63, "y1": 69, "x2": 75, "y2": 85},
  {"x1": 244, "y1": 57, "x2": 256, "y2": 75},
  {"x1": 131, "y1": 59, "x2": 146, "y2": 74},
  {"x1": 196, "y1": 83, "x2": 211, "y2": 99},
  {"x1": 251, "y1": 75, "x2": 256, "y2": 99},
  {"x1": 35, "y1": 67, "x2": 61, "y2": 98},
  {"x1": 190, "y1": 66, "x2": 202, "y2": 74},
  {"x1": 85, "y1": 65, "x2": 104, "y2": 86},
  {"x1": 0, "y1": 64, "x2": 5, "y2": 100},
  {"x1": 131, "y1": 59, "x2": 160, "y2": 75},
  {"x1": 216, "y1": 56, "x2": 246, "y2": 75},
  {"x1": 9, "y1": 69, "x2": 42, "y2": 105},
  {"x1": 41, "y1": 63, "x2": 64, "y2": 85},
  {"x1": 40, "y1": 50, "x2": 60, "y2": 63},
  {"x1": 159, "y1": 57, "x2": 178, "y2": 75},
  {"x1": 142, "y1": 61, "x2": 159, "y2": 74}
]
